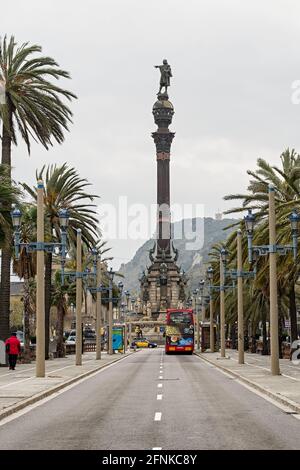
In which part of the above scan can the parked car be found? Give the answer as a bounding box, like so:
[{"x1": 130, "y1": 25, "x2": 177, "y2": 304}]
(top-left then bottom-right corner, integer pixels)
[
  {"x1": 65, "y1": 335, "x2": 76, "y2": 345},
  {"x1": 290, "y1": 339, "x2": 300, "y2": 361},
  {"x1": 16, "y1": 330, "x2": 24, "y2": 347},
  {"x1": 83, "y1": 328, "x2": 96, "y2": 341},
  {"x1": 64, "y1": 330, "x2": 76, "y2": 340},
  {"x1": 131, "y1": 338, "x2": 157, "y2": 349}
]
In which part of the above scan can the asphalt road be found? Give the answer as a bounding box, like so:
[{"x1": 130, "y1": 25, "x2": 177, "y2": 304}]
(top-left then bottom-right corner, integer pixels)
[{"x1": 0, "y1": 348, "x2": 300, "y2": 450}]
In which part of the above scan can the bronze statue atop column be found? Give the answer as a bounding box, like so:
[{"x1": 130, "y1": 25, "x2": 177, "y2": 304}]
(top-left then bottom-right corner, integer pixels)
[{"x1": 154, "y1": 59, "x2": 172, "y2": 95}]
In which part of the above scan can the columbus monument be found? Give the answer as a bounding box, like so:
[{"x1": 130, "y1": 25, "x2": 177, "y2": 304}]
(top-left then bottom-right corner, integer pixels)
[{"x1": 139, "y1": 60, "x2": 187, "y2": 319}]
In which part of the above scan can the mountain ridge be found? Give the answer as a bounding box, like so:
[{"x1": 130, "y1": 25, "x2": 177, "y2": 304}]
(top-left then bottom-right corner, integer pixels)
[{"x1": 118, "y1": 217, "x2": 238, "y2": 294}]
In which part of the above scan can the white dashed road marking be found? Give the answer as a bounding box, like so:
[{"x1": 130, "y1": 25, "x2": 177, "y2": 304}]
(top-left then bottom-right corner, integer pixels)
[
  {"x1": 154, "y1": 412, "x2": 162, "y2": 421},
  {"x1": 157, "y1": 394, "x2": 163, "y2": 400},
  {"x1": 157, "y1": 383, "x2": 163, "y2": 388}
]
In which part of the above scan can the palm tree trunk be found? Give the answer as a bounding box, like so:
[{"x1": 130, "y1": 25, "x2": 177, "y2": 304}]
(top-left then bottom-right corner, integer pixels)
[
  {"x1": 0, "y1": 121, "x2": 12, "y2": 341},
  {"x1": 23, "y1": 274, "x2": 32, "y2": 363},
  {"x1": 261, "y1": 309, "x2": 268, "y2": 355},
  {"x1": 84, "y1": 289, "x2": 87, "y2": 318},
  {"x1": 56, "y1": 301, "x2": 65, "y2": 358},
  {"x1": 277, "y1": 297, "x2": 282, "y2": 360},
  {"x1": 44, "y1": 252, "x2": 52, "y2": 359},
  {"x1": 289, "y1": 283, "x2": 298, "y2": 343}
]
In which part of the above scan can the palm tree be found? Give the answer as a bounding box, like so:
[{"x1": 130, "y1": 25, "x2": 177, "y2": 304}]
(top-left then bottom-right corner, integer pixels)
[
  {"x1": 0, "y1": 163, "x2": 20, "y2": 339},
  {"x1": 51, "y1": 270, "x2": 75, "y2": 358},
  {"x1": 224, "y1": 149, "x2": 300, "y2": 342},
  {"x1": 0, "y1": 35, "x2": 76, "y2": 341},
  {"x1": 52, "y1": 240, "x2": 112, "y2": 356},
  {"x1": 22, "y1": 163, "x2": 100, "y2": 357},
  {"x1": 12, "y1": 204, "x2": 37, "y2": 362}
]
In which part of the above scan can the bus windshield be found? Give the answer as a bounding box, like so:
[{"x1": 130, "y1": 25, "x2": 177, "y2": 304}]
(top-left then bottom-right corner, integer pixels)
[{"x1": 169, "y1": 312, "x2": 192, "y2": 325}]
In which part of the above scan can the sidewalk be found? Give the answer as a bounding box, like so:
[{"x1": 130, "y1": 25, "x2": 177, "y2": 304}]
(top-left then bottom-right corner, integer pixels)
[
  {"x1": 195, "y1": 350, "x2": 300, "y2": 413},
  {"x1": 0, "y1": 350, "x2": 133, "y2": 421}
]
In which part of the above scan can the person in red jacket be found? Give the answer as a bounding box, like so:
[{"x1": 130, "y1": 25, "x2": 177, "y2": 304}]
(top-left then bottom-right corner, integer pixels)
[{"x1": 5, "y1": 332, "x2": 21, "y2": 370}]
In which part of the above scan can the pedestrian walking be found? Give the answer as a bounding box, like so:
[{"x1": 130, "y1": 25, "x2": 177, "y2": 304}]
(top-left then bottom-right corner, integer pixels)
[{"x1": 5, "y1": 332, "x2": 21, "y2": 370}]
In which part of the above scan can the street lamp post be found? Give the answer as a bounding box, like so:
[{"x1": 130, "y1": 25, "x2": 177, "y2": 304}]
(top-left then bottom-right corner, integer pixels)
[
  {"x1": 207, "y1": 267, "x2": 215, "y2": 353},
  {"x1": 206, "y1": 263, "x2": 235, "y2": 356},
  {"x1": 244, "y1": 184, "x2": 300, "y2": 375},
  {"x1": 220, "y1": 248, "x2": 228, "y2": 358},
  {"x1": 269, "y1": 187, "x2": 279, "y2": 376},
  {"x1": 64, "y1": 246, "x2": 101, "y2": 362},
  {"x1": 88, "y1": 270, "x2": 124, "y2": 355},
  {"x1": 36, "y1": 180, "x2": 45, "y2": 377},
  {"x1": 199, "y1": 280, "x2": 205, "y2": 321},
  {"x1": 223, "y1": 232, "x2": 256, "y2": 365},
  {"x1": 76, "y1": 229, "x2": 82, "y2": 366},
  {"x1": 233, "y1": 230, "x2": 255, "y2": 364},
  {"x1": 124, "y1": 290, "x2": 130, "y2": 350},
  {"x1": 196, "y1": 297, "x2": 200, "y2": 351},
  {"x1": 86, "y1": 249, "x2": 121, "y2": 360},
  {"x1": 108, "y1": 268, "x2": 115, "y2": 355},
  {"x1": 199, "y1": 279, "x2": 209, "y2": 352},
  {"x1": 192, "y1": 289, "x2": 199, "y2": 350},
  {"x1": 118, "y1": 281, "x2": 124, "y2": 321},
  {"x1": 11, "y1": 182, "x2": 69, "y2": 378},
  {"x1": 124, "y1": 290, "x2": 130, "y2": 312},
  {"x1": 96, "y1": 254, "x2": 102, "y2": 360},
  {"x1": 237, "y1": 231, "x2": 244, "y2": 364}
]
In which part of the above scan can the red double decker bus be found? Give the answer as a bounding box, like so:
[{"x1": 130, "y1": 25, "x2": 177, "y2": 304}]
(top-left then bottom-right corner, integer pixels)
[{"x1": 165, "y1": 309, "x2": 194, "y2": 354}]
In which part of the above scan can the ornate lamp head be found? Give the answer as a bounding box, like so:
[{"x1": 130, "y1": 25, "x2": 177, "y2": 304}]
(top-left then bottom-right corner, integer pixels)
[
  {"x1": 244, "y1": 209, "x2": 255, "y2": 234},
  {"x1": 11, "y1": 207, "x2": 22, "y2": 230}
]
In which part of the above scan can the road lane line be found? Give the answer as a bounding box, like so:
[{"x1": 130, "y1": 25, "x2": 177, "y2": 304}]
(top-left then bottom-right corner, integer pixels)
[
  {"x1": 152, "y1": 447, "x2": 162, "y2": 450},
  {"x1": 157, "y1": 383, "x2": 163, "y2": 388},
  {"x1": 154, "y1": 412, "x2": 162, "y2": 421},
  {"x1": 157, "y1": 394, "x2": 163, "y2": 400}
]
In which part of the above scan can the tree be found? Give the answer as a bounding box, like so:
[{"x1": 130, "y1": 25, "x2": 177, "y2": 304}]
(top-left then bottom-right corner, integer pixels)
[
  {"x1": 22, "y1": 163, "x2": 100, "y2": 357},
  {"x1": 208, "y1": 230, "x2": 271, "y2": 354},
  {"x1": 224, "y1": 149, "x2": 300, "y2": 343},
  {"x1": 0, "y1": 35, "x2": 76, "y2": 340},
  {"x1": 12, "y1": 204, "x2": 37, "y2": 362},
  {"x1": 51, "y1": 270, "x2": 75, "y2": 358}
]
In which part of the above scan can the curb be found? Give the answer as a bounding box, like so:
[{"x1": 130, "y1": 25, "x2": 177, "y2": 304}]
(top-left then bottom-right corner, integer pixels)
[
  {"x1": 194, "y1": 352, "x2": 300, "y2": 414},
  {"x1": 0, "y1": 352, "x2": 135, "y2": 422}
]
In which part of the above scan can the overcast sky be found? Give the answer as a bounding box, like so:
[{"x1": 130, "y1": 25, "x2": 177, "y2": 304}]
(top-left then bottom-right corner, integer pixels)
[{"x1": 2, "y1": 0, "x2": 300, "y2": 268}]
